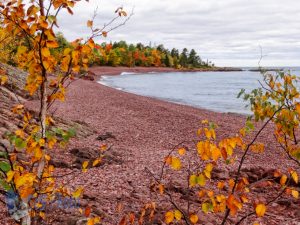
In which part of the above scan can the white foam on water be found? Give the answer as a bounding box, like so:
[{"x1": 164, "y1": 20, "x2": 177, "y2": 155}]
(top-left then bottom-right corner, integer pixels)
[
  {"x1": 120, "y1": 72, "x2": 138, "y2": 76},
  {"x1": 97, "y1": 76, "x2": 109, "y2": 86}
]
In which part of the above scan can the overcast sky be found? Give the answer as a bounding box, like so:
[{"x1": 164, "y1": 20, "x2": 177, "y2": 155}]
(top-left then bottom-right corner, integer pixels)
[{"x1": 56, "y1": 0, "x2": 300, "y2": 67}]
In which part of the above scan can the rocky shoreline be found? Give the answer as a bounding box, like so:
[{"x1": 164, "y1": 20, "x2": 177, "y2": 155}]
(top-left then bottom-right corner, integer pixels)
[
  {"x1": 89, "y1": 66, "x2": 242, "y2": 77},
  {"x1": 1, "y1": 65, "x2": 299, "y2": 224}
]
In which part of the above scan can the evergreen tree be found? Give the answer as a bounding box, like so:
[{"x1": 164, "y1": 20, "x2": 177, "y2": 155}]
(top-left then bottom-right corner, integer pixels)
[
  {"x1": 171, "y1": 48, "x2": 179, "y2": 58},
  {"x1": 179, "y1": 48, "x2": 188, "y2": 68},
  {"x1": 188, "y1": 49, "x2": 201, "y2": 67}
]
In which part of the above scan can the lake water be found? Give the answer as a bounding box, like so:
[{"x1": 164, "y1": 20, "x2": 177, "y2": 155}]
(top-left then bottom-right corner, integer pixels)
[{"x1": 99, "y1": 68, "x2": 300, "y2": 114}]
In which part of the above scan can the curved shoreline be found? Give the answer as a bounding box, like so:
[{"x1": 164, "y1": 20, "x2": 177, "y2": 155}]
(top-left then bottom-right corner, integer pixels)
[
  {"x1": 23, "y1": 70, "x2": 299, "y2": 224},
  {"x1": 96, "y1": 68, "x2": 252, "y2": 116},
  {"x1": 89, "y1": 66, "x2": 242, "y2": 77}
]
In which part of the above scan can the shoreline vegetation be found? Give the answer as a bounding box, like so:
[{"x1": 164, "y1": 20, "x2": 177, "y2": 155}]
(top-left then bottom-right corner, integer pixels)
[
  {"x1": 88, "y1": 66, "x2": 292, "y2": 78},
  {"x1": 89, "y1": 65, "x2": 243, "y2": 77},
  {"x1": 56, "y1": 34, "x2": 239, "y2": 71}
]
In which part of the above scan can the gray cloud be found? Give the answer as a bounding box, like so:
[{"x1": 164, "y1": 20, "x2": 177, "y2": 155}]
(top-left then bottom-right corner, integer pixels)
[{"x1": 56, "y1": 0, "x2": 300, "y2": 66}]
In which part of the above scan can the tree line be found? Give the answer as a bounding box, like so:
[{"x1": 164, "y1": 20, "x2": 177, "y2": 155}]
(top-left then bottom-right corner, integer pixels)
[{"x1": 56, "y1": 32, "x2": 214, "y2": 69}]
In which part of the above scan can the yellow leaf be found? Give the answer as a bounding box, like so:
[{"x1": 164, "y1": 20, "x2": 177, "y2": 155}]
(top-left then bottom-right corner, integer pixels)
[
  {"x1": 15, "y1": 173, "x2": 35, "y2": 189},
  {"x1": 72, "y1": 187, "x2": 83, "y2": 198},
  {"x1": 239, "y1": 128, "x2": 246, "y2": 137},
  {"x1": 41, "y1": 47, "x2": 51, "y2": 57},
  {"x1": 280, "y1": 174, "x2": 287, "y2": 186},
  {"x1": 211, "y1": 129, "x2": 216, "y2": 139},
  {"x1": 82, "y1": 45, "x2": 91, "y2": 54},
  {"x1": 15, "y1": 129, "x2": 25, "y2": 138},
  {"x1": 240, "y1": 194, "x2": 248, "y2": 203},
  {"x1": 6, "y1": 171, "x2": 15, "y2": 182},
  {"x1": 82, "y1": 161, "x2": 89, "y2": 172},
  {"x1": 39, "y1": 138, "x2": 45, "y2": 146},
  {"x1": 189, "y1": 214, "x2": 198, "y2": 224},
  {"x1": 291, "y1": 190, "x2": 299, "y2": 199},
  {"x1": 178, "y1": 148, "x2": 186, "y2": 156},
  {"x1": 39, "y1": 211, "x2": 45, "y2": 219},
  {"x1": 100, "y1": 144, "x2": 107, "y2": 151},
  {"x1": 87, "y1": 20, "x2": 93, "y2": 28},
  {"x1": 174, "y1": 210, "x2": 182, "y2": 221},
  {"x1": 17, "y1": 46, "x2": 27, "y2": 55},
  {"x1": 87, "y1": 39, "x2": 95, "y2": 48},
  {"x1": 93, "y1": 217, "x2": 101, "y2": 224},
  {"x1": 189, "y1": 174, "x2": 198, "y2": 187},
  {"x1": 64, "y1": 48, "x2": 72, "y2": 56},
  {"x1": 204, "y1": 128, "x2": 212, "y2": 139},
  {"x1": 72, "y1": 65, "x2": 80, "y2": 72},
  {"x1": 202, "y1": 202, "x2": 212, "y2": 213},
  {"x1": 165, "y1": 211, "x2": 174, "y2": 224},
  {"x1": 0, "y1": 75, "x2": 8, "y2": 85},
  {"x1": 34, "y1": 147, "x2": 43, "y2": 160},
  {"x1": 204, "y1": 169, "x2": 211, "y2": 179},
  {"x1": 92, "y1": 158, "x2": 101, "y2": 167},
  {"x1": 12, "y1": 104, "x2": 24, "y2": 114},
  {"x1": 290, "y1": 171, "x2": 298, "y2": 184},
  {"x1": 45, "y1": 154, "x2": 51, "y2": 161},
  {"x1": 197, "y1": 174, "x2": 206, "y2": 186},
  {"x1": 201, "y1": 120, "x2": 208, "y2": 124},
  {"x1": 48, "y1": 138, "x2": 57, "y2": 149},
  {"x1": 205, "y1": 163, "x2": 213, "y2": 172},
  {"x1": 170, "y1": 157, "x2": 181, "y2": 170},
  {"x1": 46, "y1": 40, "x2": 59, "y2": 48},
  {"x1": 39, "y1": 20, "x2": 48, "y2": 28},
  {"x1": 255, "y1": 204, "x2": 266, "y2": 217}
]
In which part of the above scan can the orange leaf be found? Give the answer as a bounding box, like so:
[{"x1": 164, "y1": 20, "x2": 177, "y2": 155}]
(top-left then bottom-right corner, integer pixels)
[
  {"x1": 190, "y1": 214, "x2": 198, "y2": 224},
  {"x1": 102, "y1": 31, "x2": 107, "y2": 37},
  {"x1": 128, "y1": 212, "x2": 135, "y2": 224},
  {"x1": 119, "y1": 215, "x2": 127, "y2": 225},
  {"x1": 85, "y1": 206, "x2": 91, "y2": 217},
  {"x1": 280, "y1": 174, "x2": 287, "y2": 186},
  {"x1": 87, "y1": 20, "x2": 93, "y2": 28},
  {"x1": 165, "y1": 211, "x2": 174, "y2": 224},
  {"x1": 178, "y1": 147, "x2": 186, "y2": 155}
]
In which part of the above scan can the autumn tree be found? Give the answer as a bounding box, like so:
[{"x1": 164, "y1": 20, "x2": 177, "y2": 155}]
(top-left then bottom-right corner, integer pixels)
[
  {"x1": 148, "y1": 70, "x2": 299, "y2": 224},
  {"x1": 0, "y1": 1, "x2": 130, "y2": 224}
]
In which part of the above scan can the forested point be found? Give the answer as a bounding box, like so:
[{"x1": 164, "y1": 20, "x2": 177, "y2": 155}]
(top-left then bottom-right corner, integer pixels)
[{"x1": 45, "y1": 32, "x2": 214, "y2": 69}]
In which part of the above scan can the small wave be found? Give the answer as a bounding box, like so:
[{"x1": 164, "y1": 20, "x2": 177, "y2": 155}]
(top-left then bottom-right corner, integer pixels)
[
  {"x1": 98, "y1": 76, "x2": 111, "y2": 86},
  {"x1": 98, "y1": 80, "x2": 108, "y2": 86},
  {"x1": 120, "y1": 72, "x2": 138, "y2": 76}
]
